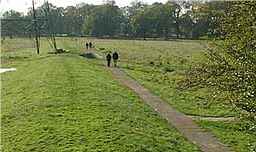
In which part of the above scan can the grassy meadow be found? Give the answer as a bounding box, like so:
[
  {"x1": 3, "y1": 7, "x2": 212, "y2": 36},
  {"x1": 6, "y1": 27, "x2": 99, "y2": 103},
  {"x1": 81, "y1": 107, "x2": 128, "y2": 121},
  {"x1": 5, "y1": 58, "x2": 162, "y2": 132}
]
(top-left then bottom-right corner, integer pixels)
[
  {"x1": 92, "y1": 38, "x2": 237, "y2": 117},
  {"x1": 1, "y1": 37, "x2": 255, "y2": 152},
  {"x1": 1, "y1": 38, "x2": 200, "y2": 151}
]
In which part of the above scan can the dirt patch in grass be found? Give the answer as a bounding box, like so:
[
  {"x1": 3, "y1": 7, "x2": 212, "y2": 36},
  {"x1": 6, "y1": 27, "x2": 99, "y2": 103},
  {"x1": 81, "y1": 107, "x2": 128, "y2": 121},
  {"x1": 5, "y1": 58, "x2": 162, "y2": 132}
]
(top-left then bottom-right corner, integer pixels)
[{"x1": 80, "y1": 52, "x2": 103, "y2": 59}]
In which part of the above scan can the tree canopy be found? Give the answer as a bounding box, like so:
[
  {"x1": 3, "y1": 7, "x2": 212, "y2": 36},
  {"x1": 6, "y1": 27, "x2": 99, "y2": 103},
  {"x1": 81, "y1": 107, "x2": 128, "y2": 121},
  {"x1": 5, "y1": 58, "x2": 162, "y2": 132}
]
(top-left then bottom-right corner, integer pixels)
[
  {"x1": 181, "y1": 1, "x2": 256, "y2": 120},
  {"x1": 1, "y1": 0, "x2": 231, "y2": 39}
]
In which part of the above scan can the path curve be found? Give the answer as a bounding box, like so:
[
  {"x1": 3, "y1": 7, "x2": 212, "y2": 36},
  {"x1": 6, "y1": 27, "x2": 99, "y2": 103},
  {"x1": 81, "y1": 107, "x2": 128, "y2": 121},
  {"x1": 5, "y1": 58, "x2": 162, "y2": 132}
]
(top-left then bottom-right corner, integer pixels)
[{"x1": 110, "y1": 67, "x2": 232, "y2": 152}]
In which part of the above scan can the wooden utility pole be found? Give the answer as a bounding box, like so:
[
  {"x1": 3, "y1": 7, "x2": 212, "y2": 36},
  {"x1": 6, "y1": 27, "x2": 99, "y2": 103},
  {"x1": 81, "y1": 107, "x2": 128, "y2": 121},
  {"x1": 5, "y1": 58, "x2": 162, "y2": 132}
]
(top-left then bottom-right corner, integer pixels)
[
  {"x1": 32, "y1": 0, "x2": 40, "y2": 54},
  {"x1": 46, "y1": 1, "x2": 57, "y2": 51}
]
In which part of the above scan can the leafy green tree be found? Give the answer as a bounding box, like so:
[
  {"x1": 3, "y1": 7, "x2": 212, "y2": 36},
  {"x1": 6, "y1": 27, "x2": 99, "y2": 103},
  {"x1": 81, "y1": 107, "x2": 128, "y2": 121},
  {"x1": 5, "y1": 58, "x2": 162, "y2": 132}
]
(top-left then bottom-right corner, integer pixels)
[
  {"x1": 151, "y1": 2, "x2": 174, "y2": 39},
  {"x1": 179, "y1": 10, "x2": 193, "y2": 38},
  {"x1": 172, "y1": 1, "x2": 182, "y2": 38},
  {"x1": 83, "y1": 4, "x2": 122, "y2": 36},
  {"x1": 119, "y1": 7, "x2": 133, "y2": 36},
  {"x1": 123, "y1": 0, "x2": 146, "y2": 37},
  {"x1": 1, "y1": 10, "x2": 26, "y2": 37},
  {"x1": 130, "y1": 2, "x2": 175, "y2": 39},
  {"x1": 64, "y1": 6, "x2": 82, "y2": 36},
  {"x1": 181, "y1": 1, "x2": 256, "y2": 120},
  {"x1": 130, "y1": 5, "x2": 152, "y2": 38},
  {"x1": 190, "y1": 1, "x2": 229, "y2": 38},
  {"x1": 127, "y1": 0, "x2": 146, "y2": 17}
]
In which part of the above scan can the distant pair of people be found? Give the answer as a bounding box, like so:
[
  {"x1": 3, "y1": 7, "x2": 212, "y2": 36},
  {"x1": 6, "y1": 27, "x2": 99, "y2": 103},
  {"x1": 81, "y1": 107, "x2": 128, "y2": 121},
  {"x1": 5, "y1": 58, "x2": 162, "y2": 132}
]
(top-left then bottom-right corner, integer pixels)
[
  {"x1": 106, "y1": 52, "x2": 119, "y2": 67},
  {"x1": 86, "y1": 42, "x2": 93, "y2": 49}
]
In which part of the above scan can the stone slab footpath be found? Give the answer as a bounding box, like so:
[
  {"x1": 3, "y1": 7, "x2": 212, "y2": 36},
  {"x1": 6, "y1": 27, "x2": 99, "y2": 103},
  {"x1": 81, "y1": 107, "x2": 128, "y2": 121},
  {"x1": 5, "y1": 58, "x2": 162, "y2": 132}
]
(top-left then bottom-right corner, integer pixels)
[{"x1": 110, "y1": 67, "x2": 232, "y2": 152}]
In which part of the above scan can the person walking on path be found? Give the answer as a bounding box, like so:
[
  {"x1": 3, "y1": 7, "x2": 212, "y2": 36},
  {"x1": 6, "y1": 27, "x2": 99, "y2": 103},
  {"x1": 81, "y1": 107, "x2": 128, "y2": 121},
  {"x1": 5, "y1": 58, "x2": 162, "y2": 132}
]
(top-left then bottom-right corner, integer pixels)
[
  {"x1": 106, "y1": 52, "x2": 112, "y2": 67},
  {"x1": 89, "y1": 42, "x2": 93, "y2": 48},
  {"x1": 112, "y1": 52, "x2": 119, "y2": 67},
  {"x1": 86, "y1": 42, "x2": 89, "y2": 50}
]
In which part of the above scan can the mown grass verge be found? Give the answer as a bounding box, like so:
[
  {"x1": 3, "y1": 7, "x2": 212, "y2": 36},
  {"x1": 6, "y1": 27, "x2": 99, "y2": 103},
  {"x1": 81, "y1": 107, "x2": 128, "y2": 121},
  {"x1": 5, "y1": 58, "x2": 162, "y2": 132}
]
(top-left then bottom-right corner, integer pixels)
[{"x1": 1, "y1": 51, "x2": 199, "y2": 151}]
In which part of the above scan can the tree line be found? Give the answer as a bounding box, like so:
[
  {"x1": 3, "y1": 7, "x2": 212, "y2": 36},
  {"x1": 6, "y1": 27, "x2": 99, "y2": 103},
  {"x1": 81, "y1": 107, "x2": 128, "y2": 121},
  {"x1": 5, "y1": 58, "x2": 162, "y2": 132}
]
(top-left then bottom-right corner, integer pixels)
[{"x1": 1, "y1": 0, "x2": 229, "y2": 39}]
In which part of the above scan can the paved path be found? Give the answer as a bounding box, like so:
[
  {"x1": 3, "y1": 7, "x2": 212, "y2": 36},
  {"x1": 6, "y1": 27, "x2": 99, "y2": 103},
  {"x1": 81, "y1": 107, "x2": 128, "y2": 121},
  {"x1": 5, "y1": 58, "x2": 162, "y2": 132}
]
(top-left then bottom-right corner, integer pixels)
[{"x1": 110, "y1": 67, "x2": 232, "y2": 152}]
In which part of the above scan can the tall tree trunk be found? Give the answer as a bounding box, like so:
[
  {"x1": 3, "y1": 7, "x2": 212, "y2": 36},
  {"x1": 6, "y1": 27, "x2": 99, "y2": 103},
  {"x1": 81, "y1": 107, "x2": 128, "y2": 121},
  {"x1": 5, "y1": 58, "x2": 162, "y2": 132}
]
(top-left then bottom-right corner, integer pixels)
[
  {"x1": 32, "y1": 0, "x2": 40, "y2": 54},
  {"x1": 175, "y1": 8, "x2": 181, "y2": 39},
  {"x1": 143, "y1": 31, "x2": 146, "y2": 40},
  {"x1": 164, "y1": 28, "x2": 169, "y2": 40}
]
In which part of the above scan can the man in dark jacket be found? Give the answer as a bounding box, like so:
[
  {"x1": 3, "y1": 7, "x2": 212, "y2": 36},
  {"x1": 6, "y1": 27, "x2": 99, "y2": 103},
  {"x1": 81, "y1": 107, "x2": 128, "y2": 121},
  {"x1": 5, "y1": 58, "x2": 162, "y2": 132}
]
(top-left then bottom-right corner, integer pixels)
[
  {"x1": 89, "y1": 42, "x2": 93, "y2": 48},
  {"x1": 106, "y1": 52, "x2": 112, "y2": 67},
  {"x1": 112, "y1": 52, "x2": 119, "y2": 67},
  {"x1": 86, "y1": 42, "x2": 89, "y2": 50}
]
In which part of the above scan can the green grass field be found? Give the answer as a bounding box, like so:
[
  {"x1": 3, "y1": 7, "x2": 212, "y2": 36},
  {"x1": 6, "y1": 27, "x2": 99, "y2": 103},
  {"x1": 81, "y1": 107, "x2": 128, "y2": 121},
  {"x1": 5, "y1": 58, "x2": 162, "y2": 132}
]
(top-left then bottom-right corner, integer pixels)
[
  {"x1": 198, "y1": 120, "x2": 256, "y2": 152},
  {"x1": 1, "y1": 38, "x2": 199, "y2": 151},
  {"x1": 91, "y1": 38, "x2": 237, "y2": 117},
  {"x1": 1, "y1": 37, "x2": 255, "y2": 152}
]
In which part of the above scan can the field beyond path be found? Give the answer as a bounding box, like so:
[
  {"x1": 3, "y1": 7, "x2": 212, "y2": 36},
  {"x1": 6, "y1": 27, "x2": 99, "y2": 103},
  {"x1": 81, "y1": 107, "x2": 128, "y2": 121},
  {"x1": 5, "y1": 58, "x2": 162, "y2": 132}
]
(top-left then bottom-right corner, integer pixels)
[
  {"x1": 2, "y1": 38, "x2": 254, "y2": 152},
  {"x1": 109, "y1": 67, "x2": 231, "y2": 152}
]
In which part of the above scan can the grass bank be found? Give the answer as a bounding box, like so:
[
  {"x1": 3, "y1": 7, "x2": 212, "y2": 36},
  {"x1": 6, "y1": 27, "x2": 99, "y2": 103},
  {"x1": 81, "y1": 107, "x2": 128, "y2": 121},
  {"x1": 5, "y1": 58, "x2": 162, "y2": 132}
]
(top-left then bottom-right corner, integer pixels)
[{"x1": 1, "y1": 38, "x2": 199, "y2": 151}]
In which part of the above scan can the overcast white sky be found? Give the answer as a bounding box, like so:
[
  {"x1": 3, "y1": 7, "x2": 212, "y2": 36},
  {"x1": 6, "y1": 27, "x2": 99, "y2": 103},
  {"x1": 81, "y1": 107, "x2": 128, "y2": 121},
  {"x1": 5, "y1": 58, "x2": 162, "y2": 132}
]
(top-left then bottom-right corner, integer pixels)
[{"x1": 0, "y1": 0, "x2": 168, "y2": 14}]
